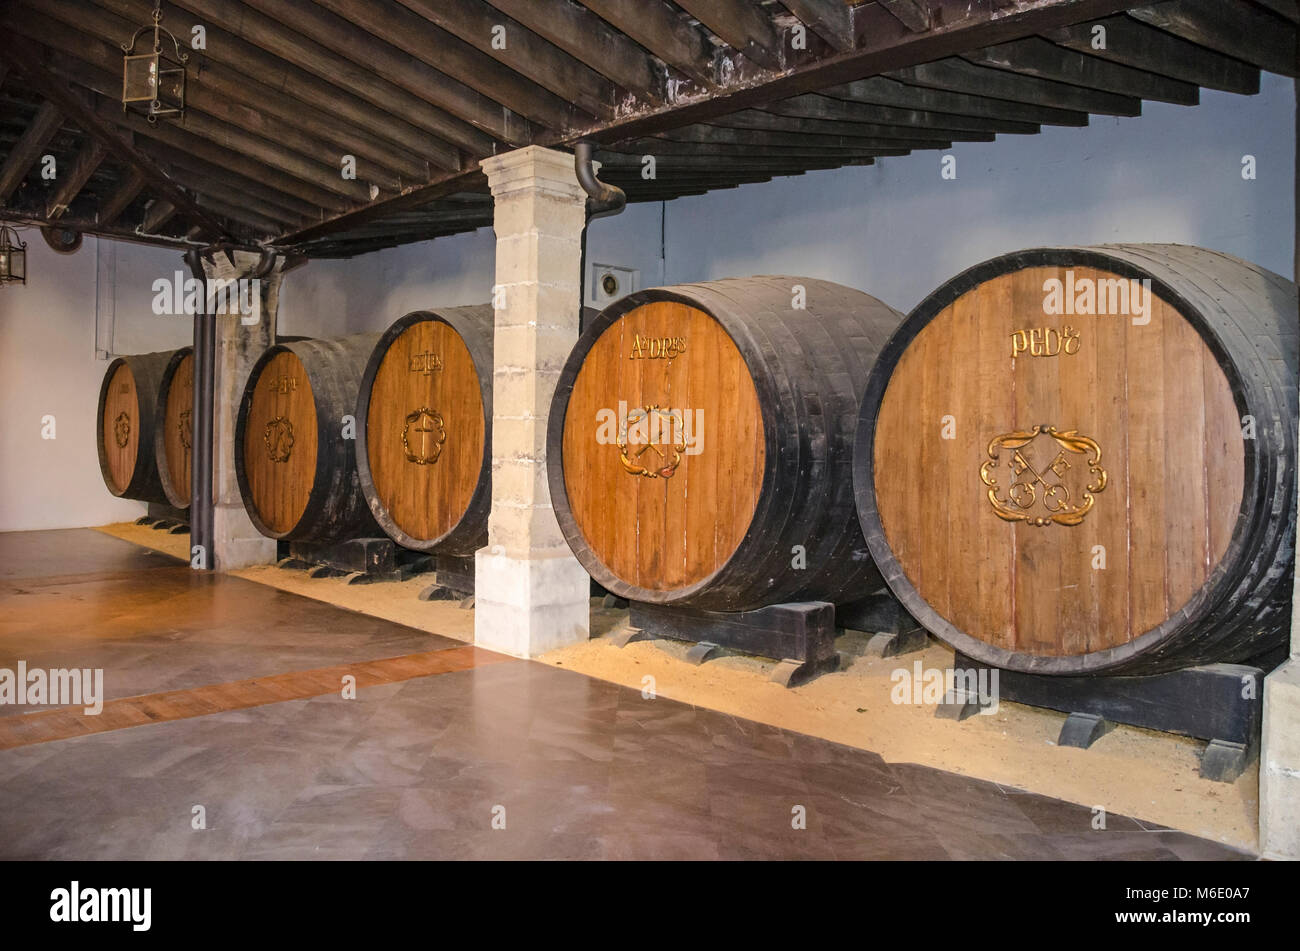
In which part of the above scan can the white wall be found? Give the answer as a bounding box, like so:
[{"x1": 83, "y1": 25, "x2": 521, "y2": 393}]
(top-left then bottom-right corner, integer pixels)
[
  {"x1": 0, "y1": 235, "x2": 192, "y2": 532},
  {"x1": 1, "y1": 73, "x2": 1293, "y2": 532}
]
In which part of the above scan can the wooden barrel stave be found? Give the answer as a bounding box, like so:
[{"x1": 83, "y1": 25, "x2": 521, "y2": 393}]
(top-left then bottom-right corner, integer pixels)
[
  {"x1": 355, "y1": 305, "x2": 494, "y2": 556},
  {"x1": 856, "y1": 244, "x2": 1297, "y2": 675},
  {"x1": 550, "y1": 276, "x2": 903, "y2": 612},
  {"x1": 236, "y1": 334, "x2": 383, "y2": 543},
  {"x1": 96, "y1": 350, "x2": 173, "y2": 504}
]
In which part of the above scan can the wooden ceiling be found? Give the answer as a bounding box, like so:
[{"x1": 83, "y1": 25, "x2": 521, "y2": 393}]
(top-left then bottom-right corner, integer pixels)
[{"x1": 0, "y1": 0, "x2": 1295, "y2": 258}]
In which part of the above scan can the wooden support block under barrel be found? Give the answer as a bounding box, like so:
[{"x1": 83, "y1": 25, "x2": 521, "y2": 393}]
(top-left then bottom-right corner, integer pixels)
[
  {"x1": 947, "y1": 652, "x2": 1271, "y2": 782},
  {"x1": 277, "y1": 537, "x2": 433, "y2": 584},
  {"x1": 622, "y1": 601, "x2": 840, "y2": 687}
]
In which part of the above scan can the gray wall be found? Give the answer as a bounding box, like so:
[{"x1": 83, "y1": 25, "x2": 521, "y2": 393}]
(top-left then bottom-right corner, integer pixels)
[
  {"x1": 0, "y1": 236, "x2": 192, "y2": 532},
  {"x1": 0, "y1": 73, "x2": 1293, "y2": 532}
]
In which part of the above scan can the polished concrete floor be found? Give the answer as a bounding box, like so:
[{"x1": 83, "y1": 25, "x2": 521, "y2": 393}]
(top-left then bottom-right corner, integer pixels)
[{"x1": 0, "y1": 529, "x2": 1251, "y2": 860}]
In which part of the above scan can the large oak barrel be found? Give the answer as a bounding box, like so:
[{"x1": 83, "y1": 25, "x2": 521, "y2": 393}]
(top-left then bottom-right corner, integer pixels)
[
  {"x1": 96, "y1": 350, "x2": 172, "y2": 504},
  {"x1": 355, "y1": 305, "x2": 494, "y2": 555},
  {"x1": 153, "y1": 346, "x2": 193, "y2": 510},
  {"x1": 855, "y1": 245, "x2": 1297, "y2": 675},
  {"x1": 549, "y1": 277, "x2": 903, "y2": 611},
  {"x1": 235, "y1": 334, "x2": 383, "y2": 543}
]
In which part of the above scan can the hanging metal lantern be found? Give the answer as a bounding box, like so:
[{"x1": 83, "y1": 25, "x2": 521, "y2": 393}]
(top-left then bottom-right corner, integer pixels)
[
  {"x1": 122, "y1": 2, "x2": 188, "y2": 122},
  {"x1": 0, "y1": 225, "x2": 28, "y2": 287}
]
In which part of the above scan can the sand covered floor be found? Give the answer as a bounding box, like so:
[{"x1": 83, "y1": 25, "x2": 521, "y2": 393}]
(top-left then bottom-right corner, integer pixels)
[{"x1": 95, "y1": 521, "x2": 1260, "y2": 853}]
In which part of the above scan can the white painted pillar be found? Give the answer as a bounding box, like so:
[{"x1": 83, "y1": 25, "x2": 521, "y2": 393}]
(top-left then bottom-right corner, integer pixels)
[
  {"x1": 474, "y1": 146, "x2": 591, "y2": 657},
  {"x1": 205, "y1": 251, "x2": 281, "y2": 571},
  {"x1": 1260, "y1": 77, "x2": 1300, "y2": 861}
]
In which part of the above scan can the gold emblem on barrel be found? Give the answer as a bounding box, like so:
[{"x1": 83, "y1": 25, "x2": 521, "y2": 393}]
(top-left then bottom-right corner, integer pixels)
[
  {"x1": 178, "y1": 409, "x2": 192, "y2": 451},
  {"x1": 264, "y1": 416, "x2": 295, "y2": 463},
  {"x1": 113, "y1": 412, "x2": 131, "y2": 448},
  {"x1": 980, "y1": 425, "x2": 1107, "y2": 526},
  {"x1": 617, "y1": 405, "x2": 685, "y2": 479},
  {"x1": 402, "y1": 407, "x2": 447, "y2": 465}
]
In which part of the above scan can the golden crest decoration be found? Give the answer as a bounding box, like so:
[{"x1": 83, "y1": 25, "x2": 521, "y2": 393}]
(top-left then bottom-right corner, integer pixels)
[
  {"x1": 264, "y1": 416, "x2": 295, "y2": 463},
  {"x1": 979, "y1": 425, "x2": 1107, "y2": 527},
  {"x1": 618, "y1": 405, "x2": 686, "y2": 479},
  {"x1": 113, "y1": 411, "x2": 131, "y2": 448},
  {"x1": 402, "y1": 407, "x2": 447, "y2": 465}
]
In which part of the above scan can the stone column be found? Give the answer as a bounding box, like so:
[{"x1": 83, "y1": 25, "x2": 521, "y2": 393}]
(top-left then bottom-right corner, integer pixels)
[
  {"x1": 474, "y1": 146, "x2": 590, "y2": 657},
  {"x1": 1260, "y1": 75, "x2": 1300, "y2": 861},
  {"x1": 204, "y1": 251, "x2": 282, "y2": 571}
]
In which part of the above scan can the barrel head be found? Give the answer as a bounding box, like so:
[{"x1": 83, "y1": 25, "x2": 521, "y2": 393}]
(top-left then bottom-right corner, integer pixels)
[
  {"x1": 870, "y1": 263, "x2": 1245, "y2": 665},
  {"x1": 363, "y1": 317, "x2": 485, "y2": 547},
  {"x1": 559, "y1": 300, "x2": 765, "y2": 594},
  {"x1": 242, "y1": 349, "x2": 318, "y2": 534},
  {"x1": 101, "y1": 361, "x2": 139, "y2": 494}
]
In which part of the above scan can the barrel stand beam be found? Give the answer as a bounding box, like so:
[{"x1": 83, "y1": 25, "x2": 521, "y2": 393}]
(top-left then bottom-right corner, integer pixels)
[
  {"x1": 474, "y1": 146, "x2": 591, "y2": 658},
  {"x1": 1260, "y1": 72, "x2": 1300, "y2": 859}
]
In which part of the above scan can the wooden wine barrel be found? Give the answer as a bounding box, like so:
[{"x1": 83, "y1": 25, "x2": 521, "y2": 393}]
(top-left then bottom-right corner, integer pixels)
[
  {"x1": 96, "y1": 350, "x2": 172, "y2": 504},
  {"x1": 153, "y1": 346, "x2": 194, "y2": 510},
  {"x1": 549, "y1": 277, "x2": 903, "y2": 611},
  {"x1": 355, "y1": 305, "x2": 494, "y2": 555},
  {"x1": 235, "y1": 334, "x2": 383, "y2": 543},
  {"x1": 856, "y1": 245, "x2": 1298, "y2": 675}
]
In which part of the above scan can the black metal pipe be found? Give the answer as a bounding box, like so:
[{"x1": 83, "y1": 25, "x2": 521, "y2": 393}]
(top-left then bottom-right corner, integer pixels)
[
  {"x1": 574, "y1": 142, "x2": 627, "y2": 333},
  {"x1": 574, "y1": 141, "x2": 626, "y2": 220},
  {"x1": 185, "y1": 247, "x2": 215, "y2": 571}
]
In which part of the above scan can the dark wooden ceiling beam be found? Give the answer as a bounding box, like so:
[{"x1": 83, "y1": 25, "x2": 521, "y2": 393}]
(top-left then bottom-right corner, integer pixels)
[
  {"x1": 890, "y1": 57, "x2": 1141, "y2": 115},
  {"x1": 241, "y1": 0, "x2": 533, "y2": 148},
  {"x1": 963, "y1": 36, "x2": 1198, "y2": 105},
  {"x1": 151, "y1": 147, "x2": 324, "y2": 223},
  {"x1": 594, "y1": 151, "x2": 845, "y2": 171},
  {"x1": 394, "y1": 0, "x2": 620, "y2": 118},
  {"x1": 819, "y1": 76, "x2": 1086, "y2": 126},
  {"x1": 15, "y1": 28, "x2": 372, "y2": 210},
  {"x1": 781, "y1": 0, "x2": 855, "y2": 52},
  {"x1": 33, "y1": 0, "x2": 431, "y2": 184},
  {"x1": 162, "y1": 0, "x2": 477, "y2": 160},
  {"x1": 576, "y1": 0, "x2": 717, "y2": 86},
  {"x1": 274, "y1": 0, "x2": 1148, "y2": 246},
  {"x1": 1250, "y1": 0, "x2": 1299, "y2": 24},
  {"x1": 481, "y1": 0, "x2": 666, "y2": 102},
  {"x1": 181, "y1": 186, "x2": 302, "y2": 233},
  {"x1": 675, "y1": 0, "x2": 784, "y2": 72},
  {"x1": 89, "y1": 0, "x2": 454, "y2": 168},
  {"x1": 658, "y1": 123, "x2": 949, "y2": 152},
  {"x1": 45, "y1": 137, "x2": 107, "y2": 218},
  {"x1": 879, "y1": 0, "x2": 932, "y2": 33},
  {"x1": 768, "y1": 92, "x2": 1041, "y2": 135},
  {"x1": 311, "y1": 0, "x2": 571, "y2": 132},
  {"x1": 1042, "y1": 15, "x2": 1259, "y2": 95},
  {"x1": 1129, "y1": 0, "x2": 1297, "y2": 78},
  {"x1": 100, "y1": 102, "x2": 352, "y2": 214},
  {"x1": 140, "y1": 198, "x2": 179, "y2": 234},
  {"x1": 96, "y1": 167, "x2": 145, "y2": 226},
  {"x1": 0, "y1": 99, "x2": 63, "y2": 205},
  {"x1": 623, "y1": 136, "x2": 912, "y2": 158},
  {"x1": 7, "y1": 43, "x2": 234, "y2": 239},
  {"x1": 712, "y1": 106, "x2": 990, "y2": 143},
  {"x1": 4, "y1": 10, "x2": 385, "y2": 203}
]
